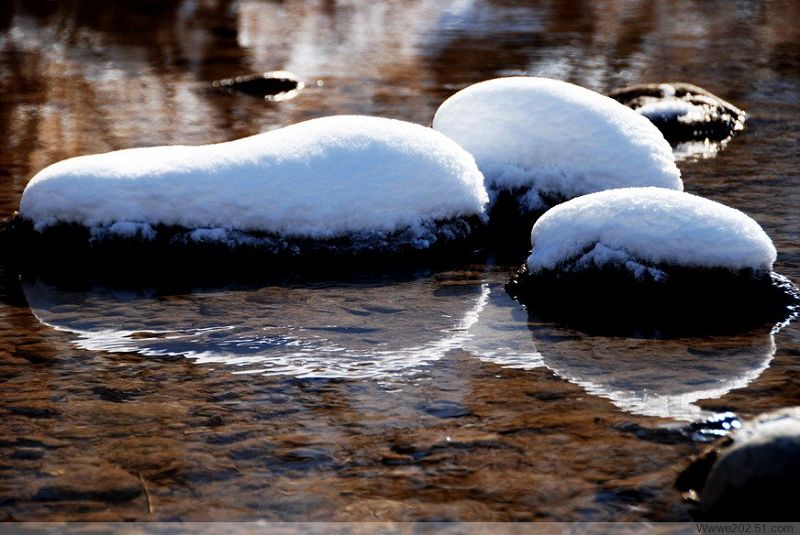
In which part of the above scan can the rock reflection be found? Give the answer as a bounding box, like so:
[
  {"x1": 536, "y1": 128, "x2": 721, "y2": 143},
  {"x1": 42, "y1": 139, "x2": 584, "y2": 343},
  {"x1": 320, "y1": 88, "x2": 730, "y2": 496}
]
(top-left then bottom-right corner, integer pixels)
[
  {"x1": 462, "y1": 282, "x2": 543, "y2": 371},
  {"x1": 22, "y1": 274, "x2": 489, "y2": 379},
  {"x1": 535, "y1": 325, "x2": 776, "y2": 422},
  {"x1": 20, "y1": 274, "x2": 783, "y2": 420},
  {"x1": 461, "y1": 283, "x2": 777, "y2": 421}
]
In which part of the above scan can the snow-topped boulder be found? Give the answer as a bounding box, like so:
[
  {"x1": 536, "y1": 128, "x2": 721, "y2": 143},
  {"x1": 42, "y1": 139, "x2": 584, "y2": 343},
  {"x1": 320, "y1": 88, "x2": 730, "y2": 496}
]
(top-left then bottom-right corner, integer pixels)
[
  {"x1": 432, "y1": 77, "x2": 682, "y2": 229},
  {"x1": 508, "y1": 188, "x2": 799, "y2": 332},
  {"x1": 12, "y1": 115, "x2": 489, "y2": 266}
]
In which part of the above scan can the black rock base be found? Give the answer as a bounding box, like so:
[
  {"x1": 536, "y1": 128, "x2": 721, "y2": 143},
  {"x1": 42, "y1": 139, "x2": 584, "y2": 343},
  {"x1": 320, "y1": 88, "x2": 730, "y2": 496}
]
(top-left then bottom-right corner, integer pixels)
[
  {"x1": 483, "y1": 188, "x2": 563, "y2": 258},
  {"x1": 0, "y1": 214, "x2": 484, "y2": 286},
  {"x1": 507, "y1": 263, "x2": 800, "y2": 336}
]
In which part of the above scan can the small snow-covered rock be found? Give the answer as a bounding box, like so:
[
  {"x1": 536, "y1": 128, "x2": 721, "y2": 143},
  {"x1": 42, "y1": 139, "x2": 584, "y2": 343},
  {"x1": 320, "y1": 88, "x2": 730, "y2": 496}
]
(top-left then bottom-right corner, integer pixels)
[
  {"x1": 508, "y1": 188, "x2": 798, "y2": 332},
  {"x1": 432, "y1": 77, "x2": 682, "y2": 221},
  {"x1": 609, "y1": 82, "x2": 746, "y2": 144},
  {"x1": 526, "y1": 187, "x2": 775, "y2": 276},
  {"x1": 17, "y1": 115, "x2": 488, "y2": 258},
  {"x1": 679, "y1": 408, "x2": 800, "y2": 520}
]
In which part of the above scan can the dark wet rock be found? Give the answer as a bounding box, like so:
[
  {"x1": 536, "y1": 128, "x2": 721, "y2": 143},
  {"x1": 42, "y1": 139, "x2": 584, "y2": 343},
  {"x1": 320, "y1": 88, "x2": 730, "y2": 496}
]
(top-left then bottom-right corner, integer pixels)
[
  {"x1": 417, "y1": 400, "x2": 474, "y2": 419},
  {"x1": 677, "y1": 407, "x2": 800, "y2": 520},
  {"x1": 212, "y1": 71, "x2": 304, "y2": 100},
  {"x1": 272, "y1": 448, "x2": 336, "y2": 472},
  {"x1": 11, "y1": 448, "x2": 45, "y2": 460},
  {"x1": 618, "y1": 414, "x2": 742, "y2": 447},
  {"x1": 608, "y1": 82, "x2": 746, "y2": 143},
  {"x1": 507, "y1": 264, "x2": 800, "y2": 336},
  {"x1": 0, "y1": 213, "x2": 484, "y2": 283},
  {"x1": 0, "y1": 436, "x2": 69, "y2": 449},
  {"x1": 6, "y1": 402, "x2": 60, "y2": 418},
  {"x1": 483, "y1": 189, "x2": 562, "y2": 254},
  {"x1": 91, "y1": 386, "x2": 142, "y2": 403},
  {"x1": 31, "y1": 462, "x2": 142, "y2": 502}
]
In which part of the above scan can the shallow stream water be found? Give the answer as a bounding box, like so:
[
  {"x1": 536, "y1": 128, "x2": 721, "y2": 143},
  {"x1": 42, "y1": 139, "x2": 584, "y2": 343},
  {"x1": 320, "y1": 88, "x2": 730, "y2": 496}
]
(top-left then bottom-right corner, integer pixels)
[{"x1": 1, "y1": 0, "x2": 799, "y2": 521}]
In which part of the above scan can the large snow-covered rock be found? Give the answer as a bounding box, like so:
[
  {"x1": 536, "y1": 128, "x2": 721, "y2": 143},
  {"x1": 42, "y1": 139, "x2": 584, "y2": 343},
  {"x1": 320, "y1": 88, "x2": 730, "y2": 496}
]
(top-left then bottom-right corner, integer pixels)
[
  {"x1": 17, "y1": 115, "x2": 488, "y2": 255},
  {"x1": 432, "y1": 77, "x2": 682, "y2": 219},
  {"x1": 509, "y1": 188, "x2": 799, "y2": 332}
]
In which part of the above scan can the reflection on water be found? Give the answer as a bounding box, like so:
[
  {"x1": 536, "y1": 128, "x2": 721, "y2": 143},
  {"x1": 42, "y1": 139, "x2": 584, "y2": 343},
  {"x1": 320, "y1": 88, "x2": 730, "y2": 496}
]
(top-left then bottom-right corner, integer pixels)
[
  {"x1": 535, "y1": 327, "x2": 776, "y2": 422},
  {"x1": 23, "y1": 274, "x2": 489, "y2": 379},
  {"x1": 24, "y1": 275, "x2": 781, "y2": 422},
  {"x1": 672, "y1": 140, "x2": 724, "y2": 162},
  {"x1": 465, "y1": 284, "x2": 779, "y2": 421},
  {"x1": 2, "y1": 0, "x2": 800, "y2": 522}
]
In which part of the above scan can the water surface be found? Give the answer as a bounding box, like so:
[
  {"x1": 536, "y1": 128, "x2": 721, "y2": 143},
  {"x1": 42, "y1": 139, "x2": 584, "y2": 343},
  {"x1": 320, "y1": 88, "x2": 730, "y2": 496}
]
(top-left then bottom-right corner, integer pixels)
[{"x1": 1, "y1": 0, "x2": 799, "y2": 521}]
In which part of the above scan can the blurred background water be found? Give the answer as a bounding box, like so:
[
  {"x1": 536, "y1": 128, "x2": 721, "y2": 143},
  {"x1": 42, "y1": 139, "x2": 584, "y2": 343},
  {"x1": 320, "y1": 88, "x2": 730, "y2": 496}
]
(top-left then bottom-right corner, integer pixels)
[{"x1": 0, "y1": 0, "x2": 799, "y2": 521}]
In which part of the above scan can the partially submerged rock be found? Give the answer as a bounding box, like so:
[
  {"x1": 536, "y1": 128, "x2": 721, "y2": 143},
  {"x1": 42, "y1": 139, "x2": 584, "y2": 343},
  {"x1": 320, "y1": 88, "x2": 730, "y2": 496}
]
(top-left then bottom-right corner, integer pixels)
[
  {"x1": 5, "y1": 115, "x2": 489, "y2": 273},
  {"x1": 677, "y1": 407, "x2": 800, "y2": 520},
  {"x1": 212, "y1": 70, "x2": 304, "y2": 100},
  {"x1": 609, "y1": 82, "x2": 746, "y2": 144},
  {"x1": 433, "y1": 77, "x2": 682, "y2": 237},
  {"x1": 508, "y1": 188, "x2": 799, "y2": 333}
]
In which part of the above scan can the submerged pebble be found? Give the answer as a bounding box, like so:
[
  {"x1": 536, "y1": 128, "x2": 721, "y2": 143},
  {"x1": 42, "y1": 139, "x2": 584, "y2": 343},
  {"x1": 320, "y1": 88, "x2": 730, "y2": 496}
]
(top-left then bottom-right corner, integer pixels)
[{"x1": 608, "y1": 82, "x2": 746, "y2": 144}]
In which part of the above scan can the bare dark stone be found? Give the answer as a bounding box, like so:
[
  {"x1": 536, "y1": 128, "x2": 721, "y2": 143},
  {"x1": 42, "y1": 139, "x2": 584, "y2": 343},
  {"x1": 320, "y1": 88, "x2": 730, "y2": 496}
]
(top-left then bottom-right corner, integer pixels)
[
  {"x1": 30, "y1": 463, "x2": 142, "y2": 503},
  {"x1": 213, "y1": 71, "x2": 304, "y2": 100},
  {"x1": 507, "y1": 263, "x2": 800, "y2": 336},
  {"x1": 417, "y1": 400, "x2": 474, "y2": 419},
  {"x1": 608, "y1": 82, "x2": 746, "y2": 143},
  {"x1": 677, "y1": 408, "x2": 800, "y2": 521},
  {"x1": 10, "y1": 448, "x2": 45, "y2": 460},
  {"x1": 0, "y1": 213, "x2": 484, "y2": 285}
]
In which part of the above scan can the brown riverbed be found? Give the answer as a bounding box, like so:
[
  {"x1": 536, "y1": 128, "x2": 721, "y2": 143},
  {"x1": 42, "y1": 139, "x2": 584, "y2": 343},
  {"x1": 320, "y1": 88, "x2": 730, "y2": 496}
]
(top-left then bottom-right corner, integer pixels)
[{"x1": 1, "y1": 0, "x2": 799, "y2": 522}]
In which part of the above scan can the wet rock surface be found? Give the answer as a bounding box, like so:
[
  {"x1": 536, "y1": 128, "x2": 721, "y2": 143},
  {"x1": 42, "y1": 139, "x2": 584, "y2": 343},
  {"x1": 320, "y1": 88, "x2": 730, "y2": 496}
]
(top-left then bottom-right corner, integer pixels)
[
  {"x1": 0, "y1": 214, "x2": 483, "y2": 282},
  {"x1": 212, "y1": 71, "x2": 304, "y2": 100},
  {"x1": 608, "y1": 83, "x2": 746, "y2": 144},
  {"x1": 678, "y1": 407, "x2": 800, "y2": 520},
  {"x1": 508, "y1": 265, "x2": 800, "y2": 337}
]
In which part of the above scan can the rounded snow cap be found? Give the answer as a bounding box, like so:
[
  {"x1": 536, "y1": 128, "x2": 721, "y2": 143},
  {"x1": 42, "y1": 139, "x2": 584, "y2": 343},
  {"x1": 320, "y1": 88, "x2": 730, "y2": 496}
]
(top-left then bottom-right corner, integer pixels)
[
  {"x1": 20, "y1": 115, "x2": 488, "y2": 241},
  {"x1": 526, "y1": 187, "x2": 776, "y2": 277},
  {"x1": 433, "y1": 77, "x2": 682, "y2": 210}
]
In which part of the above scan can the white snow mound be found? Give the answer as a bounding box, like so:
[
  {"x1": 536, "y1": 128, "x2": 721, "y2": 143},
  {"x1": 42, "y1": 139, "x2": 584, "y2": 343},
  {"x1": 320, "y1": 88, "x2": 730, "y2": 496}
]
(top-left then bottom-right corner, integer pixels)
[
  {"x1": 526, "y1": 187, "x2": 776, "y2": 277},
  {"x1": 20, "y1": 115, "x2": 488, "y2": 242},
  {"x1": 432, "y1": 77, "x2": 683, "y2": 209}
]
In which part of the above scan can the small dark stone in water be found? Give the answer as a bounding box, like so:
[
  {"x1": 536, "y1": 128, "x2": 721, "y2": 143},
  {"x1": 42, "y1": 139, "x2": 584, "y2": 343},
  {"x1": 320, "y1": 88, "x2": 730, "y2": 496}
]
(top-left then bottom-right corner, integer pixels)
[
  {"x1": 507, "y1": 263, "x2": 800, "y2": 336},
  {"x1": 417, "y1": 400, "x2": 474, "y2": 419},
  {"x1": 10, "y1": 448, "x2": 44, "y2": 461},
  {"x1": 213, "y1": 71, "x2": 304, "y2": 100},
  {"x1": 91, "y1": 386, "x2": 142, "y2": 403},
  {"x1": 608, "y1": 82, "x2": 746, "y2": 143}
]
